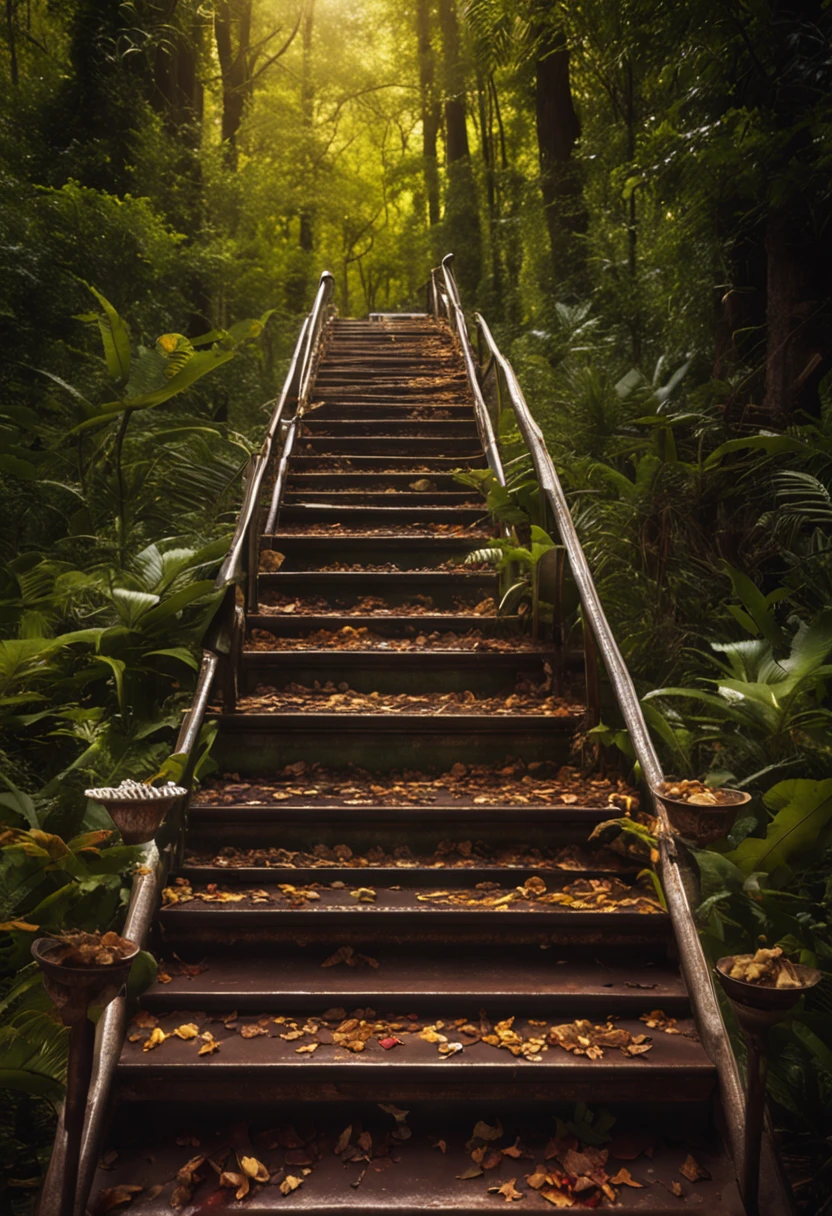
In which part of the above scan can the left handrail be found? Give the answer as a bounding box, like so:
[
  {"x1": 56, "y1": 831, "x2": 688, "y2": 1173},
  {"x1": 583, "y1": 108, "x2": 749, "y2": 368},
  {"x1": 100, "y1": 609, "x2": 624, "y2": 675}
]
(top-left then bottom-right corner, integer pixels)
[{"x1": 41, "y1": 277, "x2": 336, "y2": 1216}]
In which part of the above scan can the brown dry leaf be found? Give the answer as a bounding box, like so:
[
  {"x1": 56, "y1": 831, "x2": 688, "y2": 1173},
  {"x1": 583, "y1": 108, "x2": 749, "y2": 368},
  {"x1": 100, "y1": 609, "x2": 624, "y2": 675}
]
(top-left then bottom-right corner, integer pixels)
[
  {"x1": 241, "y1": 1024, "x2": 269, "y2": 1039},
  {"x1": 434, "y1": 1140, "x2": 448, "y2": 1153},
  {"x1": 296, "y1": 1042, "x2": 319, "y2": 1054},
  {"x1": 502, "y1": 1139, "x2": 525, "y2": 1159},
  {"x1": 526, "y1": 1169, "x2": 548, "y2": 1190},
  {"x1": 142, "y1": 1028, "x2": 167, "y2": 1052},
  {"x1": 670, "y1": 1180, "x2": 684, "y2": 1197},
  {"x1": 240, "y1": 1155, "x2": 269, "y2": 1182},
  {"x1": 472, "y1": 1119, "x2": 503, "y2": 1141},
  {"x1": 488, "y1": 1178, "x2": 524, "y2": 1201},
  {"x1": 335, "y1": 1126, "x2": 353, "y2": 1155},
  {"x1": 357, "y1": 1131, "x2": 373, "y2": 1152},
  {"x1": 679, "y1": 1154, "x2": 710, "y2": 1182},
  {"x1": 131, "y1": 1011, "x2": 158, "y2": 1029},
  {"x1": 541, "y1": 1191, "x2": 574, "y2": 1208},
  {"x1": 456, "y1": 1164, "x2": 484, "y2": 1180},
  {"x1": 280, "y1": 1175, "x2": 304, "y2": 1195},
  {"x1": 90, "y1": 1185, "x2": 143, "y2": 1214},
  {"x1": 170, "y1": 1154, "x2": 205, "y2": 1208},
  {"x1": 609, "y1": 1167, "x2": 644, "y2": 1187},
  {"x1": 219, "y1": 1170, "x2": 249, "y2": 1200},
  {"x1": 172, "y1": 1023, "x2": 199, "y2": 1040}
]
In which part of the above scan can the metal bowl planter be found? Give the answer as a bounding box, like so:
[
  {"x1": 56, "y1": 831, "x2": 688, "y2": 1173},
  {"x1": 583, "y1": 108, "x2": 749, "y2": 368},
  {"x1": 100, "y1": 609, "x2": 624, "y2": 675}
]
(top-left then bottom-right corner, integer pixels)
[
  {"x1": 715, "y1": 955, "x2": 820, "y2": 1216},
  {"x1": 650, "y1": 784, "x2": 751, "y2": 846},
  {"x1": 32, "y1": 936, "x2": 140, "y2": 1216},
  {"x1": 84, "y1": 779, "x2": 187, "y2": 844}
]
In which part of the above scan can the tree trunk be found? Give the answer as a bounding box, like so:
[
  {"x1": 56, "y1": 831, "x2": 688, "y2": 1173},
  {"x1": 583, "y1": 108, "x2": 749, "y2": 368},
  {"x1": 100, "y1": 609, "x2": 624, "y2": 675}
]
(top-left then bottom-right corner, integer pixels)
[
  {"x1": 299, "y1": 0, "x2": 316, "y2": 253},
  {"x1": 438, "y1": 0, "x2": 480, "y2": 300},
  {"x1": 214, "y1": 0, "x2": 252, "y2": 166},
  {"x1": 6, "y1": 0, "x2": 18, "y2": 86},
  {"x1": 763, "y1": 203, "x2": 827, "y2": 425},
  {"x1": 534, "y1": 21, "x2": 585, "y2": 296},
  {"x1": 415, "y1": 0, "x2": 441, "y2": 229}
]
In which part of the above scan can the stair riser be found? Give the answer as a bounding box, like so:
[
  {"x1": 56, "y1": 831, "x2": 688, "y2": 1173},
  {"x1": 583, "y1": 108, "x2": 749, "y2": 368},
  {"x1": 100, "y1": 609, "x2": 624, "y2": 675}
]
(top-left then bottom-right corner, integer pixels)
[
  {"x1": 239, "y1": 652, "x2": 547, "y2": 695},
  {"x1": 185, "y1": 809, "x2": 618, "y2": 851},
  {"x1": 297, "y1": 439, "x2": 483, "y2": 456},
  {"x1": 301, "y1": 422, "x2": 478, "y2": 438},
  {"x1": 306, "y1": 404, "x2": 475, "y2": 420},
  {"x1": 277, "y1": 505, "x2": 486, "y2": 525},
  {"x1": 245, "y1": 614, "x2": 514, "y2": 637},
  {"x1": 115, "y1": 1070, "x2": 715, "y2": 1106},
  {"x1": 282, "y1": 492, "x2": 476, "y2": 507},
  {"x1": 159, "y1": 916, "x2": 671, "y2": 949},
  {"x1": 287, "y1": 455, "x2": 488, "y2": 472},
  {"x1": 260, "y1": 541, "x2": 486, "y2": 571},
  {"x1": 286, "y1": 473, "x2": 467, "y2": 490},
  {"x1": 210, "y1": 719, "x2": 579, "y2": 773}
]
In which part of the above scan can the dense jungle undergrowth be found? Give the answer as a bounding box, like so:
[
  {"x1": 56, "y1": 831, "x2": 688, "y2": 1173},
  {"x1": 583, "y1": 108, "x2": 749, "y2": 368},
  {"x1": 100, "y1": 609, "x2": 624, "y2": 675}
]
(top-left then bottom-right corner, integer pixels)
[{"x1": 1, "y1": 0, "x2": 831, "y2": 1211}]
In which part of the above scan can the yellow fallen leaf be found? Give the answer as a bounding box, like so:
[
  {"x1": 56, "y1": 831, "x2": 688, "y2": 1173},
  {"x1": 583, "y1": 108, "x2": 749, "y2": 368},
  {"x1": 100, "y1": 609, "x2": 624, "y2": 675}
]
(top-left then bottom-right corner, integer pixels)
[
  {"x1": 542, "y1": 1190, "x2": 574, "y2": 1207},
  {"x1": 279, "y1": 1175, "x2": 304, "y2": 1195},
  {"x1": 173, "y1": 1024, "x2": 199, "y2": 1040},
  {"x1": 219, "y1": 1170, "x2": 249, "y2": 1200},
  {"x1": 609, "y1": 1167, "x2": 643, "y2": 1187},
  {"x1": 240, "y1": 1155, "x2": 269, "y2": 1182},
  {"x1": 295, "y1": 1043, "x2": 318, "y2": 1054},
  {"x1": 350, "y1": 887, "x2": 376, "y2": 902},
  {"x1": 142, "y1": 1028, "x2": 167, "y2": 1052}
]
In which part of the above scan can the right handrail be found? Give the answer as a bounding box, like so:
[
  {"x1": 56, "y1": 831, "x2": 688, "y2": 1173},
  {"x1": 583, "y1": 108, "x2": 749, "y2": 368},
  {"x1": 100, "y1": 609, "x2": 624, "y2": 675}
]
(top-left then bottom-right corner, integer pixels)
[{"x1": 470, "y1": 308, "x2": 748, "y2": 1163}]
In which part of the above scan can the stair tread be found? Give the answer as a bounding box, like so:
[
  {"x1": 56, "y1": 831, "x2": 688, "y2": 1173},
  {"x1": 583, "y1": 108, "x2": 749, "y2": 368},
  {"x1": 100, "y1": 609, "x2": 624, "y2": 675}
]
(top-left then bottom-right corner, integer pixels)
[
  {"x1": 119, "y1": 1013, "x2": 708, "y2": 1074},
  {"x1": 90, "y1": 1109, "x2": 744, "y2": 1214}
]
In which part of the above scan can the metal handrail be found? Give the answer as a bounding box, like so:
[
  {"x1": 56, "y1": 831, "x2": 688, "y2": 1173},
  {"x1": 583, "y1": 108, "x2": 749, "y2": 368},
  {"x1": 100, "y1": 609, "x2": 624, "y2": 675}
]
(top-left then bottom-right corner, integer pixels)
[
  {"x1": 438, "y1": 256, "x2": 504, "y2": 485},
  {"x1": 41, "y1": 278, "x2": 336, "y2": 1216},
  {"x1": 428, "y1": 255, "x2": 781, "y2": 1206}
]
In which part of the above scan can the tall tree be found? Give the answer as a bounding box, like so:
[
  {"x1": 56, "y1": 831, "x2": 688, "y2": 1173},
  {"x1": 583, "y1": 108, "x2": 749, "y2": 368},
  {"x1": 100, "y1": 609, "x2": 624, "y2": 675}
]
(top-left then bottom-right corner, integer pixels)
[
  {"x1": 438, "y1": 0, "x2": 481, "y2": 299},
  {"x1": 415, "y1": 0, "x2": 441, "y2": 231},
  {"x1": 533, "y1": 16, "x2": 585, "y2": 296}
]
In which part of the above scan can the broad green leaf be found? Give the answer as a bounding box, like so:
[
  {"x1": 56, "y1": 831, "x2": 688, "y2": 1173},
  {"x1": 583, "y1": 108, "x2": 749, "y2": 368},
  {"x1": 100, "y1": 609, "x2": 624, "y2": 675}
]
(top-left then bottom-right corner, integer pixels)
[
  {"x1": 110, "y1": 588, "x2": 160, "y2": 628},
  {"x1": 84, "y1": 284, "x2": 131, "y2": 383},
  {"x1": 726, "y1": 779, "x2": 832, "y2": 876},
  {"x1": 145, "y1": 647, "x2": 200, "y2": 671}
]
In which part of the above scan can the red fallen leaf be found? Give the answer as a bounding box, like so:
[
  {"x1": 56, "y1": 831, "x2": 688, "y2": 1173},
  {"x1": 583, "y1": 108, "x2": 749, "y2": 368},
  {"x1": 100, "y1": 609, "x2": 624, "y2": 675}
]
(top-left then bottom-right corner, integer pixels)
[
  {"x1": 90, "y1": 1186, "x2": 143, "y2": 1214},
  {"x1": 378, "y1": 1035, "x2": 403, "y2": 1050}
]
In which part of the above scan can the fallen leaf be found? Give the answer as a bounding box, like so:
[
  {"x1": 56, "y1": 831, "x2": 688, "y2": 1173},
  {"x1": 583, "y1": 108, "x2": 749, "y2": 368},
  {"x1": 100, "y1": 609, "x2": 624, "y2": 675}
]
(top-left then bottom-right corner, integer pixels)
[
  {"x1": 502, "y1": 1139, "x2": 525, "y2": 1159},
  {"x1": 610, "y1": 1167, "x2": 643, "y2": 1187},
  {"x1": 472, "y1": 1119, "x2": 503, "y2": 1141},
  {"x1": 296, "y1": 1042, "x2": 318, "y2": 1054},
  {"x1": 280, "y1": 1175, "x2": 304, "y2": 1195},
  {"x1": 679, "y1": 1154, "x2": 710, "y2": 1182},
  {"x1": 219, "y1": 1170, "x2": 249, "y2": 1200},
  {"x1": 350, "y1": 887, "x2": 377, "y2": 902},
  {"x1": 670, "y1": 1180, "x2": 684, "y2": 1197},
  {"x1": 172, "y1": 1023, "x2": 199, "y2": 1040},
  {"x1": 240, "y1": 1155, "x2": 269, "y2": 1182},
  {"x1": 142, "y1": 1028, "x2": 167, "y2": 1052},
  {"x1": 435, "y1": 1139, "x2": 447, "y2": 1153},
  {"x1": 378, "y1": 1035, "x2": 403, "y2": 1050},
  {"x1": 335, "y1": 1126, "x2": 353, "y2": 1155},
  {"x1": 457, "y1": 1164, "x2": 484, "y2": 1180},
  {"x1": 489, "y1": 1178, "x2": 524, "y2": 1201},
  {"x1": 541, "y1": 1190, "x2": 574, "y2": 1208},
  {"x1": 197, "y1": 1033, "x2": 220, "y2": 1056},
  {"x1": 90, "y1": 1185, "x2": 143, "y2": 1214},
  {"x1": 527, "y1": 1169, "x2": 548, "y2": 1189},
  {"x1": 241, "y1": 1023, "x2": 269, "y2": 1038}
]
